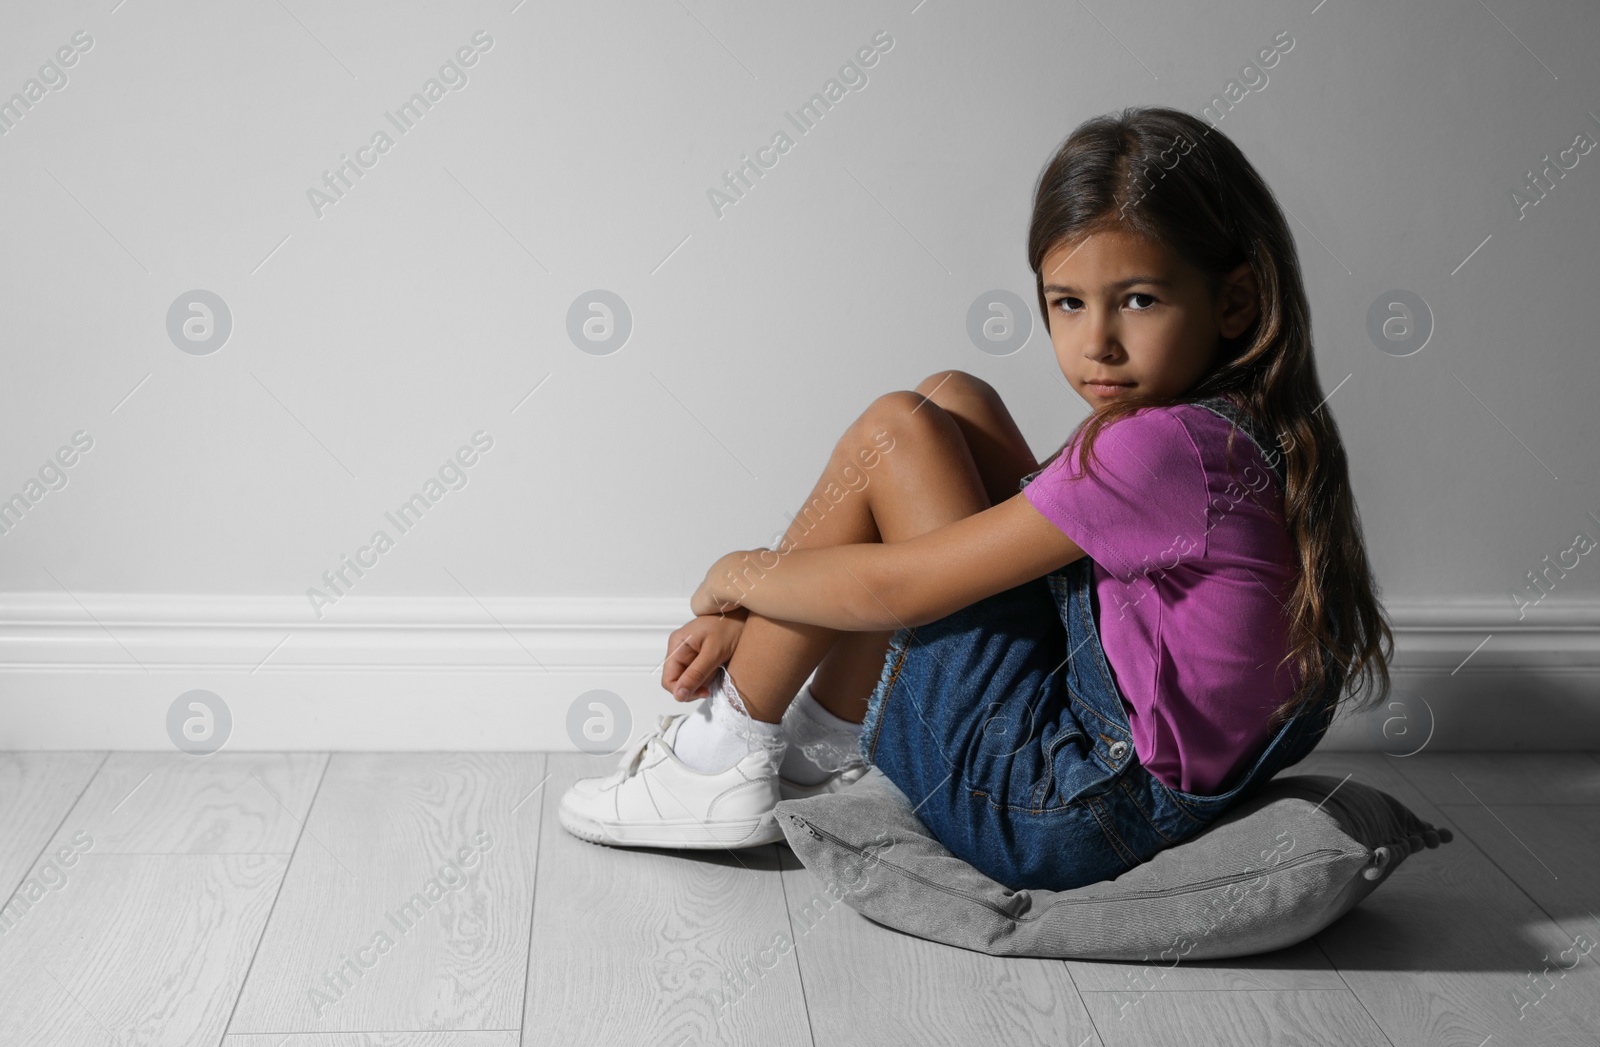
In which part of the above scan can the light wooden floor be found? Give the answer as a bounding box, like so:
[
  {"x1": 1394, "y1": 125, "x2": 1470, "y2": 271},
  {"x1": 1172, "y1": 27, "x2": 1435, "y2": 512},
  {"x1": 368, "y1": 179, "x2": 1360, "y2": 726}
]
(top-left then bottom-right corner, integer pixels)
[{"x1": 1, "y1": 748, "x2": 1596, "y2": 1047}]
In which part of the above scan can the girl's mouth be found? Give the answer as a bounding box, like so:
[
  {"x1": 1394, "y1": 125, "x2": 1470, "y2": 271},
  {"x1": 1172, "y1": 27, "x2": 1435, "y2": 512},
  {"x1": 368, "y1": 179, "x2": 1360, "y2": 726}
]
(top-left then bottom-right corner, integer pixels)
[{"x1": 1086, "y1": 380, "x2": 1133, "y2": 398}]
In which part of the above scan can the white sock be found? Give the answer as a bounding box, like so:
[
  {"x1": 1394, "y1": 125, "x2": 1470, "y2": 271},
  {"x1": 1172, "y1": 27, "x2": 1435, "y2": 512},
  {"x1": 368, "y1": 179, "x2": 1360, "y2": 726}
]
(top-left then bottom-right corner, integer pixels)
[
  {"x1": 779, "y1": 681, "x2": 866, "y2": 785},
  {"x1": 672, "y1": 666, "x2": 786, "y2": 774}
]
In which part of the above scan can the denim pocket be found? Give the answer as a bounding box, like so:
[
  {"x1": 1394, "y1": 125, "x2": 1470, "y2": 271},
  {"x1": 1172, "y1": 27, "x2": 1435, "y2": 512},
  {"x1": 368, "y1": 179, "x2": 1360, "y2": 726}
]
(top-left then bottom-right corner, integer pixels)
[
  {"x1": 1037, "y1": 719, "x2": 1123, "y2": 811},
  {"x1": 1023, "y1": 719, "x2": 1080, "y2": 808}
]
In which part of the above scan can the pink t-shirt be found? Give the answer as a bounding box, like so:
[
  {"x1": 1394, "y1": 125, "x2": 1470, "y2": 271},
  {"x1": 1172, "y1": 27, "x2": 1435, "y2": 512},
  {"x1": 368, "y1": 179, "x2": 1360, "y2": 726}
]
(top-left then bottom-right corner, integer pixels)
[{"x1": 1022, "y1": 404, "x2": 1301, "y2": 795}]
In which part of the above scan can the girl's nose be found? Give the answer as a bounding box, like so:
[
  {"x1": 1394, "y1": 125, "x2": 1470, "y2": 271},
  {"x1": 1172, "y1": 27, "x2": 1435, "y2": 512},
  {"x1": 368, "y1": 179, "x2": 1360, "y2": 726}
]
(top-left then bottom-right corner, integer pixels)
[{"x1": 1082, "y1": 311, "x2": 1120, "y2": 360}]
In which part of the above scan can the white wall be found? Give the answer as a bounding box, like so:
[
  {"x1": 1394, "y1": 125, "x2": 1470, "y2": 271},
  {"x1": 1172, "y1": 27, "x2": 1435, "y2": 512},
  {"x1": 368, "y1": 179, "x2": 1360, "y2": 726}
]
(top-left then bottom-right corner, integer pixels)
[{"x1": 2, "y1": 0, "x2": 1597, "y2": 750}]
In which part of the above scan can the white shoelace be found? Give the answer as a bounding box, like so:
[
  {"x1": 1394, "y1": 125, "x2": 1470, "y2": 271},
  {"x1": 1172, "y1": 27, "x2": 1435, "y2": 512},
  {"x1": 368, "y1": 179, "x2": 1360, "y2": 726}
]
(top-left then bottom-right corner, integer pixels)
[{"x1": 600, "y1": 713, "x2": 679, "y2": 787}]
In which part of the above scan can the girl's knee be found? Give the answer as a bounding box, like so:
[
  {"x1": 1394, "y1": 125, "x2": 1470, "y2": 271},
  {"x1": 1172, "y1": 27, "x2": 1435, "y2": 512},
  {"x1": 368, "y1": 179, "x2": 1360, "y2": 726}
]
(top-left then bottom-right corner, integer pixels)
[
  {"x1": 913, "y1": 369, "x2": 996, "y2": 407},
  {"x1": 856, "y1": 390, "x2": 959, "y2": 448}
]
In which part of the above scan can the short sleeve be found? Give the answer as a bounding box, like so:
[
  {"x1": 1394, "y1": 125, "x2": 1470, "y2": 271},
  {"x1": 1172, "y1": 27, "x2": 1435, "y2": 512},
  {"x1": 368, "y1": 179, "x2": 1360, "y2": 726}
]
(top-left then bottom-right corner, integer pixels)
[{"x1": 1021, "y1": 408, "x2": 1211, "y2": 581}]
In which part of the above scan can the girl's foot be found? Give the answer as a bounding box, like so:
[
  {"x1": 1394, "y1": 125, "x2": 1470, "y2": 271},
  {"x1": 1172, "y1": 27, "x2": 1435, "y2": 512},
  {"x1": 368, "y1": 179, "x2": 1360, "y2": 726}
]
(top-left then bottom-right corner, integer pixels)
[
  {"x1": 558, "y1": 711, "x2": 786, "y2": 849},
  {"x1": 559, "y1": 666, "x2": 789, "y2": 850},
  {"x1": 777, "y1": 680, "x2": 868, "y2": 801},
  {"x1": 778, "y1": 762, "x2": 869, "y2": 801}
]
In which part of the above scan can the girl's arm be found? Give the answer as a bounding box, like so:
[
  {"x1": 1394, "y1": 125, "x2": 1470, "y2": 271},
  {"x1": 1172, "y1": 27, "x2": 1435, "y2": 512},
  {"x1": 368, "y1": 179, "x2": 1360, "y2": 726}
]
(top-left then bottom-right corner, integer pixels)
[{"x1": 690, "y1": 492, "x2": 1088, "y2": 630}]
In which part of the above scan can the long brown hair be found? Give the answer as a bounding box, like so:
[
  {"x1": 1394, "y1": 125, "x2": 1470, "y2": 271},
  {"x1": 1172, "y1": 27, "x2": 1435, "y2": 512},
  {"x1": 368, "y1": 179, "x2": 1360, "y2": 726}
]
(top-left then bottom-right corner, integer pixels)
[{"x1": 1028, "y1": 105, "x2": 1392, "y2": 728}]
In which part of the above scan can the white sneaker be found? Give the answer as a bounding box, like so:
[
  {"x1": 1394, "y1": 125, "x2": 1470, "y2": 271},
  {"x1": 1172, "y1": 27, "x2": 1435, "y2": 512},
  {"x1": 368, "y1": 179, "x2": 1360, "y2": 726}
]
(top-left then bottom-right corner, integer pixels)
[
  {"x1": 778, "y1": 763, "x2": 868, "y2": 801},
  {"x1": 559, "y1": 712, "x2": 785, "y2": 849}
]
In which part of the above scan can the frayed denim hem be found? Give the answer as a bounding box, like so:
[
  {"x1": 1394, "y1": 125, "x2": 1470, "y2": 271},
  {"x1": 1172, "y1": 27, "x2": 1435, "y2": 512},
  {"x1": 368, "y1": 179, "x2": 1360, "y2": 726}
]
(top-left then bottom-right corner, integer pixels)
[{"x1": 860, "y1": 625, "x2": 915, "y2": 768}]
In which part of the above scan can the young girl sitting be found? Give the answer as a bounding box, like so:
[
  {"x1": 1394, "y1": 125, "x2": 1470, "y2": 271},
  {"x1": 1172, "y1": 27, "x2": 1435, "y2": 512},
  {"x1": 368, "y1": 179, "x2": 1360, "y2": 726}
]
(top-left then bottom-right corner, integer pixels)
[{"x1": 559, "y1": 104, "x2": 1394, "y2": 893}]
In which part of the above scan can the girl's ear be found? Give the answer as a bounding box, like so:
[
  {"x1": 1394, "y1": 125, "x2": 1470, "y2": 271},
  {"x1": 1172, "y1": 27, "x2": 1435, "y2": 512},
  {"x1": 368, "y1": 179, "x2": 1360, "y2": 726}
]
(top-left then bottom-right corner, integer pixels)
[{"x1": 1215, "y1": 262, "x2": 1260, "y2": 340}]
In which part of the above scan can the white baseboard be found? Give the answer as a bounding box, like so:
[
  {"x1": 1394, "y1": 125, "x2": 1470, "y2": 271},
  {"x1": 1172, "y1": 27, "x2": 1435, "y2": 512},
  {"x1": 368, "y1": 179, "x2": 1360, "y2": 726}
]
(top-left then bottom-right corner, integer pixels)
[{"x1": 1, "y1": 592, "x2": 1597, "y2": 751}]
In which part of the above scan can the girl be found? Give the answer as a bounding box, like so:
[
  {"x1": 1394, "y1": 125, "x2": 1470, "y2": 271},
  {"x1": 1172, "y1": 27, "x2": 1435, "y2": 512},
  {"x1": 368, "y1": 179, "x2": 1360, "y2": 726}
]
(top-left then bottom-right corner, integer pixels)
[{"x1": 559, "y1": 105, "x2": 1393, "y2": 893}]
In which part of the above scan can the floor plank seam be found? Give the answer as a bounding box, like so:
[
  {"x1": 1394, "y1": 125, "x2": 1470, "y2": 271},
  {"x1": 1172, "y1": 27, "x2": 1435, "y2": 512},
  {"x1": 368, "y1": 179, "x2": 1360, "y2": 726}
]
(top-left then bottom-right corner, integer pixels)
[
  {"x1": 215, "y1": 751, "x2": 333, "y2": 1044},
  {"x1": 514, "y1": 750, "x2": 547, "y2": 1047},
  {"x1": 1305, "y1": 930, "x2": 1380, "y2": 1040},
  {"x1": 1435, "y1": 801, "x2": 1600, "y2": 807},
  {"x1": 91, "y1": 851, "x2": 300, "y2": 856},
  {"x1": 1076, "y1": 987, "x2": 1383, "y2": 994},
  {"x1": 1067, "y1": 958, "x2": 1109, "y2": 1047},
  {"x1": 1, "y1": 751, "x2": 110, "y2": 912},
  {"x1": 774, "y1": 842, "x2": 821, "y2": 1047}
]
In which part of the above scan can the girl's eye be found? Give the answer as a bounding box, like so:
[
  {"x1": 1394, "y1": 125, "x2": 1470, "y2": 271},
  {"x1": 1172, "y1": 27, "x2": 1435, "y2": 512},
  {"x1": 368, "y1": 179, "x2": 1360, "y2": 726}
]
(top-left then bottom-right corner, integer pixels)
[{"x1": 1051, "y1": 293, "x2": 1157, "y2": 312}]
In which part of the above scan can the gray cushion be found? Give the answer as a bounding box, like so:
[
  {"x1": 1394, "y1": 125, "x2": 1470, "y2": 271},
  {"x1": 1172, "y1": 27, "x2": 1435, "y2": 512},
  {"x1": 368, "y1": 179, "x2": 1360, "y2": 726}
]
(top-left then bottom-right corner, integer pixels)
[{"x1": 773, "y1": 765, "x2": 1453, "y2": 961}]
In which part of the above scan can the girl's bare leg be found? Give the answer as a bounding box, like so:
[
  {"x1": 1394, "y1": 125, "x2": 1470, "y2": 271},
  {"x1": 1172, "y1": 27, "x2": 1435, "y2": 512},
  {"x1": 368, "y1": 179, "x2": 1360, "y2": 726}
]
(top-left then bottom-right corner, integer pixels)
[
  {"x1": 909, "y1": 369, "x2": 1042, "y2": 509},
  {"x1": 723, "y1": 371, "x2": 1040, "y2": 725}
]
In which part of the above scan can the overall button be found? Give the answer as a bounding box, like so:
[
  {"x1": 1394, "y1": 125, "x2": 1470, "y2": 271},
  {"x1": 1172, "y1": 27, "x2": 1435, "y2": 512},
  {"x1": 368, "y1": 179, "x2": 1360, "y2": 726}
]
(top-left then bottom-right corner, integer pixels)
[{"x1": 1108, "y1": 740, "x2": 1129, "y2": 760}]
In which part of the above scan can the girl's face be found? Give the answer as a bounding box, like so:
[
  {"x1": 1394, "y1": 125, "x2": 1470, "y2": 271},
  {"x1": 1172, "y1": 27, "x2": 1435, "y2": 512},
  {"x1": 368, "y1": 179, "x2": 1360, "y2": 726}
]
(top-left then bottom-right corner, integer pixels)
[{"x1": 1040, "y1": 228, "x2": 1258, "y2": 411}]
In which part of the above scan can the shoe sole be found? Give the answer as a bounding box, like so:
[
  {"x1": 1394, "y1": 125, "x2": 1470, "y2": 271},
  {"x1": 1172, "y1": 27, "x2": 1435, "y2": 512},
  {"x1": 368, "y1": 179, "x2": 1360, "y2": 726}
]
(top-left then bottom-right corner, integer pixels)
[{"x1": 558, "y1": 802, "x2": 786, "y2": 850}]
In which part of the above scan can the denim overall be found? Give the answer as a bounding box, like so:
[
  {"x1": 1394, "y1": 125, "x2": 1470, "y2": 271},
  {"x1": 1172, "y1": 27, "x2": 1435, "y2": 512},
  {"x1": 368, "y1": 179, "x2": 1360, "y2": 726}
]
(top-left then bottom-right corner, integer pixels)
[{"x1": 858, "y1": 393, "x2": 1345, "y2": 892}]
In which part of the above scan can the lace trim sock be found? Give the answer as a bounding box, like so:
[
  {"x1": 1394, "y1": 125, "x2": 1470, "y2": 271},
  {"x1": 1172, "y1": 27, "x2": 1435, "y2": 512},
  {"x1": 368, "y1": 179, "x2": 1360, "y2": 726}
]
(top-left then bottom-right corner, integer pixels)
[
  {"x1": 674, "y1": 665, "x2": 787, "y2": 773},
  {"x1": 780, "y1": 681, "x2": 866, "y2": 784}
]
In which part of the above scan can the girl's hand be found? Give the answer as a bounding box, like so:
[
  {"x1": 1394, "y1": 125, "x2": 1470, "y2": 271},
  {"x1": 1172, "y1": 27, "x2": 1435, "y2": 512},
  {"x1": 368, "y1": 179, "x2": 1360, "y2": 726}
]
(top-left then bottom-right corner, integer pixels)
[
  {"x1": 663, "y1": 608, "x2": 749, "y2": 700},
  {"x1": 690, "y1": 549, "x2": 761, "y2": 617}
]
